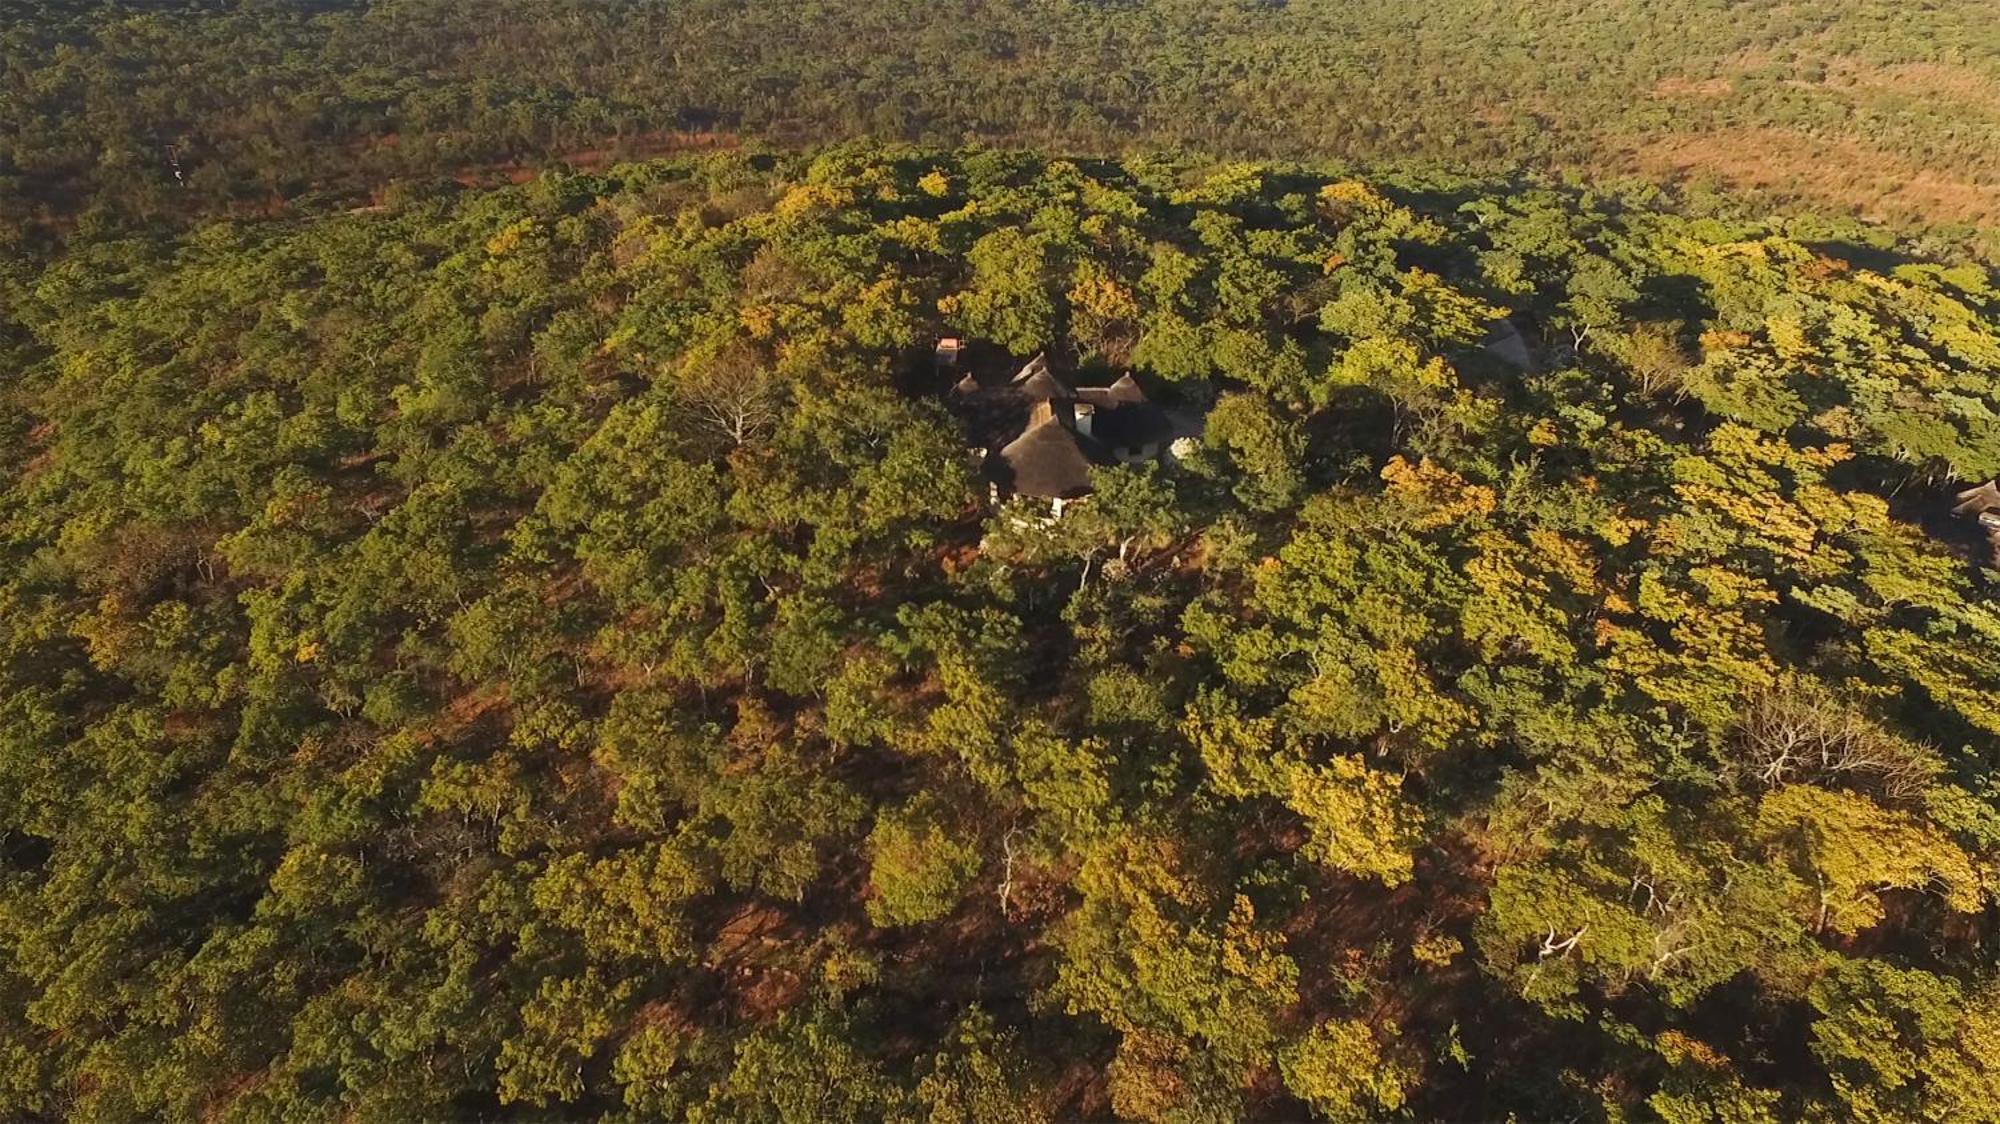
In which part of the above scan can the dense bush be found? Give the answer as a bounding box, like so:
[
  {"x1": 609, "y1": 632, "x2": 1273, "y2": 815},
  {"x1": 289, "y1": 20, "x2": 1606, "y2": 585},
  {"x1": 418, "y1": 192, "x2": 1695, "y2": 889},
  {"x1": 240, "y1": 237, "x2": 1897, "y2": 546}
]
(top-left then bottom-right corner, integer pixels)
[{"x1": 2, "y1": 147, "x2": 1996, "y2": 1120}]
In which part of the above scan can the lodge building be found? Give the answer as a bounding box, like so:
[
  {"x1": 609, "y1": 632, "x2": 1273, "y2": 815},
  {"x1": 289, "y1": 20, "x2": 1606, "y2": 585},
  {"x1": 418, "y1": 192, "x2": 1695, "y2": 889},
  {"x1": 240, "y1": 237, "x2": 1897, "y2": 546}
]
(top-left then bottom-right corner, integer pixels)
[{"x1": 939, "y1": 342, "x2": 1182, "y2": 515}]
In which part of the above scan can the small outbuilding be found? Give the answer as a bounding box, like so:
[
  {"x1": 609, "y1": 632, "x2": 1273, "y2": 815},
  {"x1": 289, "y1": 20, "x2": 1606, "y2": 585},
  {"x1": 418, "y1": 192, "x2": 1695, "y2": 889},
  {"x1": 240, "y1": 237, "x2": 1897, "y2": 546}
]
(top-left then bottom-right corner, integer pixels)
[{"x1": 935, "y1": 337, "x2": 966, "y2": 372}]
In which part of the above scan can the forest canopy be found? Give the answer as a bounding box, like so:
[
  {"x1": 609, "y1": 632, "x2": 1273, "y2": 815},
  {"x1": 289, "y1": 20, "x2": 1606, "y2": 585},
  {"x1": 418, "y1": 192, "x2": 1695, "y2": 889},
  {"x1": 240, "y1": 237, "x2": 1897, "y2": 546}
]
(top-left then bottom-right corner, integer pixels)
[
  {"x1": 2, "y1": 0, "x2": 1998, "y2": 246},
  {"x1": 2, "y1": 145, "x2": 1998, "y2": 1121}
]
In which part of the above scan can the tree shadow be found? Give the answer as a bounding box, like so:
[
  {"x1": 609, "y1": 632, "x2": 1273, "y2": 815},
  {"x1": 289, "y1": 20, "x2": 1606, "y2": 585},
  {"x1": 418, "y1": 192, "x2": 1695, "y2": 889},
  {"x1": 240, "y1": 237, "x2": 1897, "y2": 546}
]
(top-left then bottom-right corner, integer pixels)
[
  {"x1": 1803, "y1": 239, "x2": 1924, "y2": 275},
  {"x1": 1634, "y1": 271, "x2": 1713, "y2": 327}
]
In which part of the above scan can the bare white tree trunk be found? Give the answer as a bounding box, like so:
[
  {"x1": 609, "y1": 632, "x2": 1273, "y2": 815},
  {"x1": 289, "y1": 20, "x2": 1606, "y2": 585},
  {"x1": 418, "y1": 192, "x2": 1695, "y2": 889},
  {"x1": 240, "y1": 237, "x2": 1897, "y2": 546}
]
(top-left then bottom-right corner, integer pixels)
[
  {"x1": 997, "y1": 825, "x2": 1022, "y2": 917},
  {"x1": 681, "y1": 357, "x2": 784, "y2": 447}
]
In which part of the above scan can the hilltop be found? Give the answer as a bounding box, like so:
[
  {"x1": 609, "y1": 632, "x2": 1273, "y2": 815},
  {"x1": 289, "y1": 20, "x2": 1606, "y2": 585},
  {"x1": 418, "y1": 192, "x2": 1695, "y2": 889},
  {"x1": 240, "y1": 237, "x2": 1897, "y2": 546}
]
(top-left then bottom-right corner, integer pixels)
[{"x1": 2, "y1": 148, "x2": 1997, "y2": 1120}]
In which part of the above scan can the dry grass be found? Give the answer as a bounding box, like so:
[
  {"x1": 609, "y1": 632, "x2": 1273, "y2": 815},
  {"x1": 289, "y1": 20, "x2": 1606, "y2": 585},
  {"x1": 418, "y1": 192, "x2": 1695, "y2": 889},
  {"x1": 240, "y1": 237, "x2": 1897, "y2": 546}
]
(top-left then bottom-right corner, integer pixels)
[
  {"x1": 1835, "y1": 60, "x2": 2000, "y2": 115},
  {"x1": 1625, "y1": 127, "x2": 2000, "y2": 227},
  {"x1": 1650, "y1": 75, "x2": 1735, "y2": 99}
]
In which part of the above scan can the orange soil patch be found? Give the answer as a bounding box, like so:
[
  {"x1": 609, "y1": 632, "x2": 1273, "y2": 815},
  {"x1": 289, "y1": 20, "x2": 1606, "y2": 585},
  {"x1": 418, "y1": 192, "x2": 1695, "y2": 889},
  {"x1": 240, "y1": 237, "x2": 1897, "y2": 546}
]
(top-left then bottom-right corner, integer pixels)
[
  {"x1": 706, "y1": 903, "x2": 812, "y2": 1020},
  {"x1": 442, "y1": 684, "x2": 510, "y2": 730},
  {"x1": 708, "y1": 902, "x2": 791, "y2": 965},
  {"x1": 16, "y1": 448, "x2": 55, "y2": 480},
  {"x1": 1626, "y1": 127, "x2": 2000, "y2": 227}
]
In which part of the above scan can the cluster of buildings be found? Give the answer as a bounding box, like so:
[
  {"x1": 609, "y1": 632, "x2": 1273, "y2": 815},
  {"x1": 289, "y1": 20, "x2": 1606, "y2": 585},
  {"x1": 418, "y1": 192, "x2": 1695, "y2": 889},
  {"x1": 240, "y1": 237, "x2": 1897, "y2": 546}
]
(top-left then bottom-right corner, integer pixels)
[
  {"x1": 1952, "y1": 480, "x2": 2000, "y2": 567},
  {"x1": 937, "y1": 339, "x2": 1188, "y2": 515}
]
